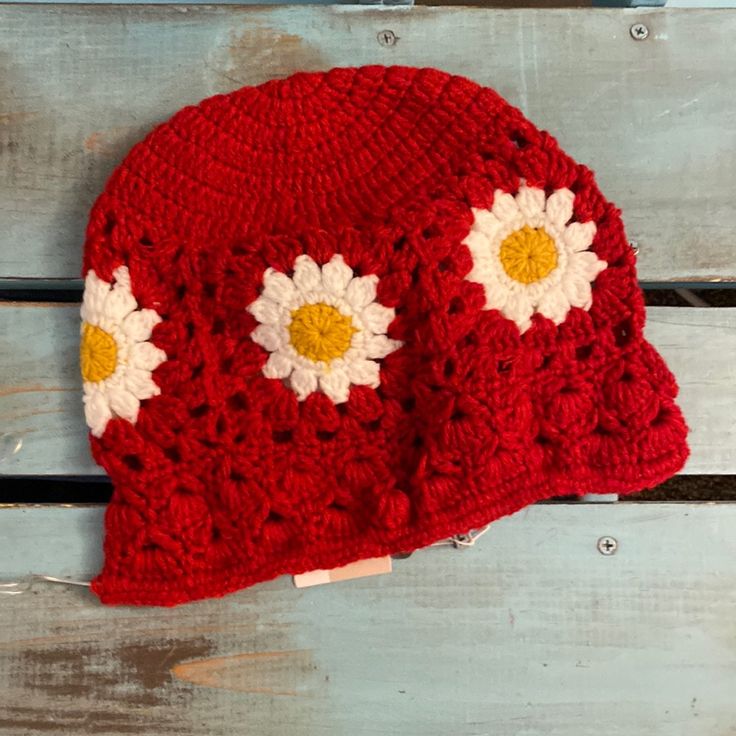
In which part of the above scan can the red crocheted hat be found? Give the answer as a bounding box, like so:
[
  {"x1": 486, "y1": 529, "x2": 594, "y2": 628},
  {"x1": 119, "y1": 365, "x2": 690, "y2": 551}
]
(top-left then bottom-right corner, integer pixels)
[{"x1": 81, "y1": 66, "x2": 688, "y2": 606}]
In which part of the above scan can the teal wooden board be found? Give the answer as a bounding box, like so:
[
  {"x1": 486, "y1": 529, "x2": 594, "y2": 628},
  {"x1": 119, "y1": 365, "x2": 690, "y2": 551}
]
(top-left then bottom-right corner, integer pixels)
[
  {"x1": 0, "y1": 502, "x2": 734, "y2": 735},
  {"x1": 668, "y1": 0, "x2": 736, "y2": 6},
  {"x1": 0, "y1": 304, "x2": 733, "y2": 476},
  {"x1": 0, "y1": 504, "x2": 104, "y2": 580},
  {"x1": 0, "y1": 0, "x2": 349, "y2": 3},
  {"x1": 0, "y1": 6, "x2": 734, "y2": 282}
]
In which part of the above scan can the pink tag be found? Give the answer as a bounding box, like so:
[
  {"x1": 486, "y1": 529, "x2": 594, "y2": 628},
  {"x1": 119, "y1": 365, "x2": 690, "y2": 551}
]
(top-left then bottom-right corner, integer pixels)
[{"x1": 293, "y1": 556, "x2": 392, "y2": 588}]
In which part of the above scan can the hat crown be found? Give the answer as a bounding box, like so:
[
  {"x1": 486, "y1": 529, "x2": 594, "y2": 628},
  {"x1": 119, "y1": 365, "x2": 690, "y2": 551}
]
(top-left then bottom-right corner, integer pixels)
[{"x1": 86, "y1": 66, "x2": 506, "y2": 245}]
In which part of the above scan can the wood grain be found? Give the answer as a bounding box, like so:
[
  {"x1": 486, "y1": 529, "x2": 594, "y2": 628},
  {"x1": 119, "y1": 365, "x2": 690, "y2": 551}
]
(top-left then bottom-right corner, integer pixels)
[
  {"x1": 0, "y1": 304, "x2": 732, "y2": 476},
  {"x1": 0, "y1": 502, "x2": 734, "y2": 735},
  {"x1": 0, "y1": 6, "x2": 734, "y2": 282}
]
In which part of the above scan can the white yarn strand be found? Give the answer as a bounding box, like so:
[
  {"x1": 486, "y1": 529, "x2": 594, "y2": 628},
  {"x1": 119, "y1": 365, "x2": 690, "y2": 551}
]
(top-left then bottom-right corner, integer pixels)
[
  {"x1": 0, "y1": 529, "x2": 488, "y2": 597},
  {"x1": 35, "y1": 574, "x2": 92, "y2": 587},
  {"x1": 0, "y1": 575, "x2": 92, "y2": 595},
  {"x1": 430, "y1": 524, "x2": 492, "y2": 549}
]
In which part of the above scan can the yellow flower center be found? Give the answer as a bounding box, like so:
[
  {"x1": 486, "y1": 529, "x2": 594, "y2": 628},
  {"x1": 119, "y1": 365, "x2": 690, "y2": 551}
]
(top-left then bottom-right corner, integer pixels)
[
  {"x1": 499, "y1": 226, "x2": 559, "y2": 284},
  {"x1": 288, "y1": 303, "x2": 357, "y2": 363},
  {"x1": 80, "y1": 322, "x2": 118, "y2": 383}
]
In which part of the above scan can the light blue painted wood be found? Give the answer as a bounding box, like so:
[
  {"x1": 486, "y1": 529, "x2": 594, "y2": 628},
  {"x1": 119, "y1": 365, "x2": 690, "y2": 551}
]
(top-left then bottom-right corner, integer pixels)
[
  {"x1": 0, "y1": 0, "x2": 342, "y2": 3},
  {"x1": 0, "y1": 304, "x2": 732, "y2": 476},
  {"x1": 0, "y1": 303, "x2": 87, "y2": 475},
  {"x1": 595, "y1": 1, "x2": 665, "y2": 5},
  {"x1": 0, "y1": 505, "x2": 104, "y2": 580},
  {"x1": 668, "y1": 0, "x2": 736, "y2": 6},
  {"x1": 0, "y1": 7, "x2": 734, "y2": 281},
  {"x1": 0, "y1": 502, "x2": 734, "y2": 734}
]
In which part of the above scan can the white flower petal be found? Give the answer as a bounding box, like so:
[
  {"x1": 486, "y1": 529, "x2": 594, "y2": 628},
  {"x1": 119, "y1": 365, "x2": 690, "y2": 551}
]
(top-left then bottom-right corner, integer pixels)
[
  {"x1": 537, "y1": 288, "x2": 572, "y2": 325},
  {"x1": 247, "y1": 296, "x2": 284, "y2": 326},
  {"x1": 319, "y1": 370, "x2": 351, "y2": 404},
  {"x1": 516, "y1": 186, "x2": 545, "y2": 219},
  {"x1": 491, "y1": 191, "x2": 522, "y2": 223},
  {"x1": 470, "y1": 209, "x2": 506, "y2": 243},
  {"x1": 108, "y1": 387, "x2": 140, "y2": 423},
  {"x1": 347, "y1": 359, "x2": 381, "y2": 388},
  {"x1": 321, "y1": 255, "x2": 354, "y2": 297},
  {"x1": 360, "y1": 303, "x2": 395, "y2": 334},
  {"x1": 521, "y1": 278, "x2": 554, "y2": 303},
  {"x1": 563, "y1": 274, "x2": 593, "y2": 309},
  {"x1": 467, "y1": 257, "x2": 498, "y2": 285},
  {"x1": 129, "y1": 342, "x2": 166, "y2": 371},
  {"x1": 462, "y1": 229, "x2": 492, "y2": 258},
  {"x1": 484, "y1": 284, "x2": 509, "y2": 311},
  {"x1": 124, "y1": 367, "x2": 160, "y2": 399},
  {"x1": 83, "y1": 269, "x2": 106, "y2": 294},
  {"x1": 262, "y1": 268, "x2": 298, "y2": 305},
  {"x1": 104, "y1": 283, "x2": 138, "y2": 322},
  {"x1": 81, "y1": 271, "x2": 111, "y2": 323},
  {"x1": 345, "y1": 275, "x2": 378, "y2": 311},
  {"x1": 290, "y1": 367, "x2": 319, "y2": 401},
  {"x1": 121, "y1": 309, "x2": 161, "y2": 343},
  {"x1": 251, "y1": 324, "x2": 286, "y2": 352},
  {"x1": 103, "y1": 367, "x2": 126, "y2": 391},
  {"x1": 571, "y1": 251, "x2": 607, "y2": 281},
  {"x1": 84, "y1": 386, "x2": 113, "y2": 438},
  {"x1": 364, "y1": 334, "x2": 402, "y2": 360},
  {"x1": 292, "y1": 255, "x2": 322, "y2": 293},
  {"x1": 502, "y1": 293, "x2": 535, "y2": 333},
  {"x1": 95, "y1": 316, "x2": 120, "y2": 337},
  {"x1": 545, "y1": 188, "x2": 575, "y2": 229},
  {"x1": 263, "y1": 351, "x2": 294, "y2": 380},
  {"x1": 564, "y1": 221, "x2": 597, "y2": 252},
  {"x1": 111, "y1": 266, "x2": 131, "y2": 291}
]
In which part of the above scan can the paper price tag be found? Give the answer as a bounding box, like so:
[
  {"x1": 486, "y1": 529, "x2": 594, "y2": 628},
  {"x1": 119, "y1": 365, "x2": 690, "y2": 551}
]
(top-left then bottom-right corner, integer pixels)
[{"x1": 293, "y1": 556, "x2": 392, "y2": 588}]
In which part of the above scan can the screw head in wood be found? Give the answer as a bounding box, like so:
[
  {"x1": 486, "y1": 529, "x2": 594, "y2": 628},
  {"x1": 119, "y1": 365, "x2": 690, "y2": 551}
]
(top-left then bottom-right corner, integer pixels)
[
  {"x1": 377, "y1": 30, "x2": 398, "y2": 47},
  {"x1": 597, "y1": 536, "x2": 618, "y2": 555},
  {"x1": 630, "y1": 23, "x2": 649, "y2": 41}
]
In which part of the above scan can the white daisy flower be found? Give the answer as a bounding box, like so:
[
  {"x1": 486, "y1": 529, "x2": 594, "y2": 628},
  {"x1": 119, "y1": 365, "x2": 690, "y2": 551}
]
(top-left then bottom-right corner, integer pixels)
[
  {"x1": 463, "y1": 184, "x2": 607, "y2": 333},
  {"x1": 80, "y1": 266, "x2": 167, "y2": 437},
  {"x1": 248, "y1": 254, "x2": 402, "y2": 404}
]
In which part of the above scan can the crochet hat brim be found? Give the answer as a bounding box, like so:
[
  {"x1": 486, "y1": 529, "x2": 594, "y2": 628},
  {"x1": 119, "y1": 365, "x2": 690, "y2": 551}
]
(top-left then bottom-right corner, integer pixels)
[{"x1": 88, "y1": 225, "x2": 687, "y2": 607}]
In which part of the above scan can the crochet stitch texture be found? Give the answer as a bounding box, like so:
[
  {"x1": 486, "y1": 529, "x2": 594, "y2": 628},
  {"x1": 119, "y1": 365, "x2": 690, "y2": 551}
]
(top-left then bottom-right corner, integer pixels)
[{"x1": 82, "y1": 66, "x2": 689, "y2": 606}]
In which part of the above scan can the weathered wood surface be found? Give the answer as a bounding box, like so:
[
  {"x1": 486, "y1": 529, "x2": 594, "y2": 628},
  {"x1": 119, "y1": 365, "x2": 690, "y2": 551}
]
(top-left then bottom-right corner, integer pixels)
[
  {"x1": 0, "y1": 6, "x2": 734, "y2": 282},
  {"x1": 0, "y1": 304, "x2": 732, "y2": 476},
  {"x1": 0, "y1": 502, "x2": 734, "y2": 735}
]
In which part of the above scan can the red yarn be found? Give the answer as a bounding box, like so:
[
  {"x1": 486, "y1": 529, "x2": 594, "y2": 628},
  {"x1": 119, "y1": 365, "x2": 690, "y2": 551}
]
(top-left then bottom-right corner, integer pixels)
[{"x1": 82, "y1": 66, "x2": 688, "y2": 606}]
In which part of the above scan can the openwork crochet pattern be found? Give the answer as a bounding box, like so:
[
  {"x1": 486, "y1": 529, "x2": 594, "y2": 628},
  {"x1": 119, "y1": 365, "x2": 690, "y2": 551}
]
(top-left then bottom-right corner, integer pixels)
[{"x1": 81, "y1": 66, "x2": 689, "y2": 606}]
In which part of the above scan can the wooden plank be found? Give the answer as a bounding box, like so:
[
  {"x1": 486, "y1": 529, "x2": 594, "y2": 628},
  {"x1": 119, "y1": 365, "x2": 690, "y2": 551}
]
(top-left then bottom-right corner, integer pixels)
[
  {"x1": 0, "y1": 505, "x2": 104, "y2": 580},
  {"x1": 0, "y1": 502, "x2": 734, "y2": 735},
  {"x1": 0, "y1": 0, "x2": 341, "y2": 3},
  {"x1": 0, "y1": 6, "x2": 734, "y2": 282},
  {"x1": 648, "y1": 308, "x2": 736, "y2": 475},
  {"x1": 668, "y1": 0, "x2": 736, "y2": 6},
  {"x1": 0, "y1": 304, "x2": 732, "y2": 476}
]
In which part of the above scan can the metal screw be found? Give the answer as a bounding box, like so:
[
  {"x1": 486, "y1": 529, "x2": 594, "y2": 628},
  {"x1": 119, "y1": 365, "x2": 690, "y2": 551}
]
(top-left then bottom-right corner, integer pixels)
[
  {"x1": 630, "y1": 23, "x2": 649, "y2": 41},
  {"x1": 377, "y1": 30, "x2": 398, "y2": 47},
  {"x1": 597, "y1": 536, "x2": 618, "y2": 556}
]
